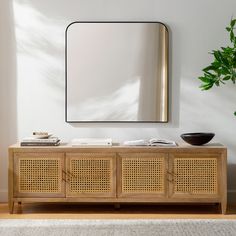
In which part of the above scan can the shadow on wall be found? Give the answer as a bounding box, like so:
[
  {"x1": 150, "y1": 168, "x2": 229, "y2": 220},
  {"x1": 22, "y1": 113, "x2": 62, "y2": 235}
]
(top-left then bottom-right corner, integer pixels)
[
  {"x1": 0, "y1": 0, "x2": 17, "y2": 198},
  {"x1": 13, "y1": 0, "x2": 65, "y2": 99},
  {"x1": 18, "y1": 0, "x2": 181, "y2": 128},
  {"x1": 12, "y1": 0, "x2": 69, "y2": 138}
]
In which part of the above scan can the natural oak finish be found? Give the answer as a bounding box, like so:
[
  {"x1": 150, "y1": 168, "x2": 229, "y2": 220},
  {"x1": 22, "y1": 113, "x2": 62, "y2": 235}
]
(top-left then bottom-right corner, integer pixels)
[
  {"x1": 14, "y1": 153, "x2": 65, "y2": 198},
  {"x1": 66, "y1": 153, "x2": 116, "y2": 198},
  {"x1": 0, "y1": 203, "x2": 235, "y2": 219},
  {"x1": 169, "y1": 154, "x2": 219, "y2": 197},
  {"x1": 8, "y1": 143, "x2": 227, "y2": 214},
  {"x1": 118, "y1": 153, "x2": 168, "y2": 198}
]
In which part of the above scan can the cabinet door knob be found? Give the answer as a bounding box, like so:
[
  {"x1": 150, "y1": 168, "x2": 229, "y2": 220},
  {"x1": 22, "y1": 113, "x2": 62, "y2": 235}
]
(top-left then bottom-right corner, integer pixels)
[
  {"x1": 67, "y1": 170, "x2": 75, "y2": 178},
  {"x1": 62, "y1": 170, "x2": 69, "y2": 182},
  {"x1": 62, "y1": 177, "x2": 68, "y2": 183}
]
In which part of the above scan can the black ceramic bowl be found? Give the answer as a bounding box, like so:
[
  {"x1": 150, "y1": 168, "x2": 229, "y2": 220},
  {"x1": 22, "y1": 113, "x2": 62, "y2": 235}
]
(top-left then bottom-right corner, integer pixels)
[{"x1": 180, "y1": 133, "x2": 215, "y2": 146}]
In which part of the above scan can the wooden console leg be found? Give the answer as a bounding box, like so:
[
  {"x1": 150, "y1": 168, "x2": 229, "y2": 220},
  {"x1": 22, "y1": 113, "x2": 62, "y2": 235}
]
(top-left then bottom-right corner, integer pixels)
[
  {"x1": 221, "y1": 201, "x2": 227, "y2": 215},
  {"x1": 216, "y1": 203, "x2": 221, "y2": 213},
  {"x1": 8, "y1": 150, "x2": 14, "y2": 214},
  {"x1": 9, "y1": 201, "x2": 14, "y2": 214},
  {"x1": 17, "y1": 202, "x2": 23, "y2": 214}
]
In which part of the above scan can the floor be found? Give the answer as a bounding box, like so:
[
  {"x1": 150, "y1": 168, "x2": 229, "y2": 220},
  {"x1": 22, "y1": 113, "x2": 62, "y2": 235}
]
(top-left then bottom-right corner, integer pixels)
[{"x1": 0, "y1": 203, "x2": 236, "y2": 219}]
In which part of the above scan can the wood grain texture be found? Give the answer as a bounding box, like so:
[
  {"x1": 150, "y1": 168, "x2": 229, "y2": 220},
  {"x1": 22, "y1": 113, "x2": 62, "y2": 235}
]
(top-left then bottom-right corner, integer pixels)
[
  {"x1": 221, "y1": 149, "x2": 227, "y2": 214},
  {"x1": 8, "y1": 144, "x2": 227, "y2": 214},
  {"x1": 0, "y1": 203, "x2": 235, "y2": 219},
  {"x1": 13, "y1": 153, "x2": 65, "y2": 198},
  {"x1": 9, "y1": 143, "x2": 226, "y2": 153},
  {"x1": 169, "y1": 153, "x2": 220, "y2": 199},
  {"x1": 117, "y1": 153, "x2": 168, "y2": 198},
  {"x1": 66, "y1": 153, "x2": 116, "y2": 198},
  {"x1": 8, "y1": 149, "x2": 14, "y2": 214}
]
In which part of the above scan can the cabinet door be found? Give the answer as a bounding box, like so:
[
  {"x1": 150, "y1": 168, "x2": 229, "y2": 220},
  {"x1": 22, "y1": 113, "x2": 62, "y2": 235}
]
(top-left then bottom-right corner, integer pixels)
[
  {"x1": 14, "y1": 153, "x2": 65, "y2": 198},
  {"x1": 66, "y1": 153, "x2": 116, "y2": 197},
  {"x1": 169, "y1": 153, "x2": 220, "y2": 198},
  {"x1": 118, "y1": 153, "x2": 168, "y2": 198}
]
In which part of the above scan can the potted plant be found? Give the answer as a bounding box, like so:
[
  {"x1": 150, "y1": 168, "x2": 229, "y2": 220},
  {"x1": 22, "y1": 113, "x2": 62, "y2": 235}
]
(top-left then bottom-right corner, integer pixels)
[{"x1": 198, "y1": 18, "x2": 236, "y2": 115}]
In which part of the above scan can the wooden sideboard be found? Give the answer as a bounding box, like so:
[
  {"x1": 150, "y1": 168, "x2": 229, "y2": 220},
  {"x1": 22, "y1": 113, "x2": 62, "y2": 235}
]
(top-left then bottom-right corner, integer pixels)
[{"x1": 8, "y1": 144, "x2": 227, "y2": 214}]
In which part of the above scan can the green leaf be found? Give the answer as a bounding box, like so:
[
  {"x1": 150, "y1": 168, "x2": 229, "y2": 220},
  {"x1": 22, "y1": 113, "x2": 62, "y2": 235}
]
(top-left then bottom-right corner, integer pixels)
[
  {"x1": 198, "y1": 76, "x2": 212, "y2": 83},
  {"x1": 230, "y1": 31, "x2": 234, "y2": 43},
  {"x1": 197, "y1": 18, "x2": 236, "y2": 116},
  {"x1": 222, "y1": 75, "x2": 231, "y2": 80},
  {"x1": 222, "y1": 47, "x2": 233, "y2": 54},
  {"x1": 220, "y1": 66, "x2": 230, "y2": 75},
  {"x1": 230, "y1": 19, "x2": 236, "y2": 27},
  {"x1": 214, "y1": 51, "x2": 222, "y2": 62},
  {"x1": 212, "y1": 61, "x2": 221, "y2": 68},
  {"x1": 221, "y1": 56, "x2": 229, "y2": 66},
  {"x1": 200, "y1": 83, "x2": 214, "y2": 90},
  {"x1": 216, "y1": 51, "x2": 229, "y2": 65},
  {"x1": 204, "y1": 71, "x2": 215, "y2": 78},
  {"x1": 203, "y1": 65, "x2": 217, "y2": 71}
]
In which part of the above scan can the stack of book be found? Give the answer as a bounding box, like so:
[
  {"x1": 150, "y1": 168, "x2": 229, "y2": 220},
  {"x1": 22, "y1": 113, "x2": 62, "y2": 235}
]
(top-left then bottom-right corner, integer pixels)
[{"x1": 20, "y1": 132, "x2": 60, "y2": 146}]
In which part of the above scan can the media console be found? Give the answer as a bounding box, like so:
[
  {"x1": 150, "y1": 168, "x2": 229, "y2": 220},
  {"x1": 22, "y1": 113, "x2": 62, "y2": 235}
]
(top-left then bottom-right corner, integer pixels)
[{"x1": 8, "y1": 144, "x2": 227, "y2": 214}]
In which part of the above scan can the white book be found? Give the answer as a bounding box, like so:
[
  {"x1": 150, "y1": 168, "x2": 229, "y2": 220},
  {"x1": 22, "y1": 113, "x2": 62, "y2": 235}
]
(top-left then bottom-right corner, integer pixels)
[
  {"x1": 149, "y1": 138, "x2": 177, "y2": 147},
  {"x1": 123, "y1": 139, "x2": 148, "y2": 146},
  {"x1": 22, "y1": 137, "x2": 59, "y2": 143},
  {"x1": 71, "y1": 138, "x2": 112, "y2": 146},
  {"x1": 123, "y1": 138, "x2": 177, "y2": 147}
]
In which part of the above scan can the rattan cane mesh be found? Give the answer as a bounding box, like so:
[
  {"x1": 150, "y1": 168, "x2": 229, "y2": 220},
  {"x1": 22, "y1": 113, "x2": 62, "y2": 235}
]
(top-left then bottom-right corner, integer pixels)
[
  {"x1": 121, "y1": 154, "x2": 165, "y2": 193},
  {"x1": 174, "y1": 158, "x2": 217, "y2": 194},
  {"x1": 18, "y1": 157, "x2": 62, "y2": 193},
  {"x1": 69, "y1": 157, "x2": 112, "y2": 193}
]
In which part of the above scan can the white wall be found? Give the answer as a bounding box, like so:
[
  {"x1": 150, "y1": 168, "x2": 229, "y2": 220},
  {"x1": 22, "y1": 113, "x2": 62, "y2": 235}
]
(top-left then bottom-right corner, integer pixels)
[
  {"x1": 1, "y1": 0, "x2": 236, "y2": 202},
  {"x1": 0, "y1": 0, "x2": 17, "y2": 202}
]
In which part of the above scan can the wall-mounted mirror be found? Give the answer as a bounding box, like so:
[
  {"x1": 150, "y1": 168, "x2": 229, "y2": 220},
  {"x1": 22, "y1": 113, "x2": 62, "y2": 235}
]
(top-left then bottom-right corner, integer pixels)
[{"x1": 66, "y1": 22, "x2": 168, "y2": 123}]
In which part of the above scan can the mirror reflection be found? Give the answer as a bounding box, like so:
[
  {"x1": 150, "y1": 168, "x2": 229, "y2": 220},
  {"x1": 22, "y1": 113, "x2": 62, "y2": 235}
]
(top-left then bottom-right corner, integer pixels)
[{"x1": 66, "y1": 22, "x2": 168, "y2": 122}]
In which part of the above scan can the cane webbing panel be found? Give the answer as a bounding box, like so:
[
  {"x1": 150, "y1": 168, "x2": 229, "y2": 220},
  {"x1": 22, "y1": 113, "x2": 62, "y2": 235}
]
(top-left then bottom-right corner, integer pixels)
[
  {"x1": 69, "y1": 156, "x2": 112, "y2": 193},
  {"x1": 18, "y1": 157, "x2": 62, "y2": 193},
  {"x1": 174, "y1": 158, "x2": 217, "y2": 194},
  {"x1": 121, "y1": 154, "x2": 165, "y2": 193}
]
